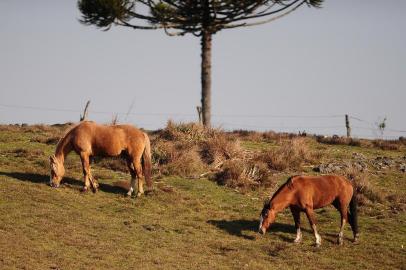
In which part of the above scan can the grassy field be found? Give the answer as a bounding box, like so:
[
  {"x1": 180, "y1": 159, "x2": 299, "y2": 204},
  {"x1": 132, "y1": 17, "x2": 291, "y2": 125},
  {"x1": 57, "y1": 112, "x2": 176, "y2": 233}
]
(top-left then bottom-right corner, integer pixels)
[{"x1": 0, "y1": 124, "x2": 405, "y2": 269}]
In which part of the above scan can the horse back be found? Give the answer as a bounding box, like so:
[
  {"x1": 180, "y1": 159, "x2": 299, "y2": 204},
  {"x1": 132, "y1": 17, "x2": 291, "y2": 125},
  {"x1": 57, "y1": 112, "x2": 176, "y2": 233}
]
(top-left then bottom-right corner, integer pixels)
[
  {"x1": 69, "y1": 122, "x2": 144, "y2": 156},
  {"x1": 292, "y1": 175, "x2": 353, "y2": 209}
]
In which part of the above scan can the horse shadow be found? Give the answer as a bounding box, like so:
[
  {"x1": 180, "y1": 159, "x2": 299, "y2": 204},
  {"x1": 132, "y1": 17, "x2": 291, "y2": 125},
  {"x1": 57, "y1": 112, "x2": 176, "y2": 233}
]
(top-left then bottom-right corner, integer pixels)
[
  {"x1": 0, "y1": 171, "x2": 127, "y2": 194},
  {"x1": 208, "y1": 219, "x2": 313, "y2": 242}
]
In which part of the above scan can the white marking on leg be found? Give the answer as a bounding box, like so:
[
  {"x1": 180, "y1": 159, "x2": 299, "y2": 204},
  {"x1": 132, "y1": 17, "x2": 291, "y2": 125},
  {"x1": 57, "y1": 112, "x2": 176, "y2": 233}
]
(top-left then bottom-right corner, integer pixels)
[
  {"x1": 338, "y1": 231, "x2": 344, "y2": 245},
  {"x1": 294, "y1": 228, "x2": 302, "y2": 243},
  {"x1": 337, "y1": 218, "x2": 346, "y2": 245},
  {"x1": 259, "y1": 215, "x2": 263, "y2": 231},
  {"x1": 127, "y1": 187, "x2": 134, "y2": 196},
  {"x1": 312, "y1": 224, "x2": 322, "y2": 246}
]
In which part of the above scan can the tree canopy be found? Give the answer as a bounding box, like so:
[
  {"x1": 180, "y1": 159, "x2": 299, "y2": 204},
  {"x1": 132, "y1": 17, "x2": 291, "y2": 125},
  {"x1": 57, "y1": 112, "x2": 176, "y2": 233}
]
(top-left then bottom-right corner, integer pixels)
[{"x1": 79, "y1": 0, "x2": 323, "y2": 35}]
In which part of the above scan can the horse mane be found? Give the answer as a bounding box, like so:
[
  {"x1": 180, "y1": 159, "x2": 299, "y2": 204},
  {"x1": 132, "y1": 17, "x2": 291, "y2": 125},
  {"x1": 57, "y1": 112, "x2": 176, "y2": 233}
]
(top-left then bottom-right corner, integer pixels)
[
  {"x1": 266, "y1": 175, "x2": 300, "y2": 208},
  {"x1": 55, "y1": 122, "x2": 86, "y2": 153}
]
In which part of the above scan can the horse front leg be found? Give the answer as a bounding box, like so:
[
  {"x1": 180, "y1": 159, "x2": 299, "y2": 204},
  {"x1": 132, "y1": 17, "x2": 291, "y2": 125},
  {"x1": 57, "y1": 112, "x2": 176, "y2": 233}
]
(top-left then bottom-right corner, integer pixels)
[
  {"x1": 80, "y1": 152, "x2": 98, "y2": 193},
  {"x1": 305, "y1": 207, "x2": 321, "y2": 247},
  {"x1": 80, "y1": 152, "x2": 91, "y2": 192},
  {"x1": 290, "y1": 206, "x2": 302, "y2": 243},
  {"x1": 126, "y1": 164, "x2": 137, "y2": 197}
]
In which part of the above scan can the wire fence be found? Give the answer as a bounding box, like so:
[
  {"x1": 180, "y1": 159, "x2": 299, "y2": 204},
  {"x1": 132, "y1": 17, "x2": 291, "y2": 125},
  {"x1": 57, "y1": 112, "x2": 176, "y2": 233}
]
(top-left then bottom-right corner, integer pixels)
[{"x1": 1, "y1": 103, "x2": 405, "y2": 139}]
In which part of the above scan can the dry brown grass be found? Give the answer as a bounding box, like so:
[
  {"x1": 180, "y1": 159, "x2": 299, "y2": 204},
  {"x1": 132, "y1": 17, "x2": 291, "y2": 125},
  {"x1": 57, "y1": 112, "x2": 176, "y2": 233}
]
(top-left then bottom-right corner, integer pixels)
[
  {"x1": 151, "y1": 123, "x2": 324, "y2": 190},
  {"x1": 256, "y1": 138, "x2": 318, "y2": 171},
  {"x1": 371, "y1": 139, "x2": 401, "y2": 151},
  {"x1": 343, "y1": 165, "x2": 385, "y2": 205},
  {"x1": 200, "y1": 134, "x2": 243, "y2": 165},
  {"x1": 316, "y1": 135, "x2": 362, "y2": 147},
  {"x1": 213, "y1": 159, "x2": 275, "y2": 190},
  {"x1": 159, "y1": 120, "x2": 214, "y2": 142},
  {"x1": 152, "y1": 138, "x2": 207, "y2": 178}
]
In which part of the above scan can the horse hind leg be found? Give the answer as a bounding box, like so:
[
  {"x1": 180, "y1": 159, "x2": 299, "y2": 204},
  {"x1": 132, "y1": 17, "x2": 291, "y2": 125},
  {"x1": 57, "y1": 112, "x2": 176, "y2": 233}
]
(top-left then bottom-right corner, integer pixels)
[
  {"x1": 133, "y1": 159, "x2": 144, "y2": 197},
  {"x1": 337, "y1": 204, "x2": 349, "y2": 245}
]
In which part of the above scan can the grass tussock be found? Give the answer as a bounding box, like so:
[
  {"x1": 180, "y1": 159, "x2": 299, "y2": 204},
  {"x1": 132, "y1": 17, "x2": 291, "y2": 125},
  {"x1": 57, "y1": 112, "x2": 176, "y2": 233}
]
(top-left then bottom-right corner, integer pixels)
[
  {"x1": 316, "y1": 135, "x2": 362, "y2": 147},
  {"x1": 159, "y1": 120, "x2": 215, "y2": 142},
  {"x1": 151, "y1": 123, "x2": 323, "y2": 190},
  {"x1": 200, "y1": 134, "x2": 243, "y2": 165},
  {"x1": 371, "y1": 139, "x2": 401, "y2": 151},
  {"x1": 256, "y1": 138, "x2": 319, "y2": 171},
  {"x1": 343, "y1": 165, "x2": 385, "y2": 206},
  {"x1": 152, "y1": 139, "x2": 207, "y2": 178},
  {"x1": 213, "y1": 160, "x2": 275, "y2": 190}
]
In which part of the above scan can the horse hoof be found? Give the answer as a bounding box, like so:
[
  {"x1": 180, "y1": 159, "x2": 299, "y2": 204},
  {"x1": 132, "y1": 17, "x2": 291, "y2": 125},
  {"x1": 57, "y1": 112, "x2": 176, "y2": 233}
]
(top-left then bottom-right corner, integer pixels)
[
  {"x1": 81, "y1": 187, "x2": 89, "y2": 193},
  {"x1": 136, "y1": 192, "x2": 143, "y2": 198},
  {"x1": 92, "y1": 188, "x2": 98, "y2": 193}
]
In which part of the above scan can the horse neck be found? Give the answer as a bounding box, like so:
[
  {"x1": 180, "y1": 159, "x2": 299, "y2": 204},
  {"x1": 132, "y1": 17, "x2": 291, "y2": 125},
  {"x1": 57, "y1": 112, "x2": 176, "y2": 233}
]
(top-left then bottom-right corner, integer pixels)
[
  {"x1": 55, "y1": 133, "x2": 73, "y2": 164},
  {"x1": 270, "y1": 186, "x2": 293, "y2": 213}
]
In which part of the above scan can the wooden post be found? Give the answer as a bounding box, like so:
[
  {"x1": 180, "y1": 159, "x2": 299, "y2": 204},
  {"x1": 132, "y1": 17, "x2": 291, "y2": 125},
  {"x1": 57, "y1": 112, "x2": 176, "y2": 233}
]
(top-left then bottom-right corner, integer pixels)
[
  {"x1": 80, "y1": 100, "x2": 90, "y2": 121},
  {"x1": 196, "y1": 106, "x2": 203, "y2": 125},
  {"x1": 111, "y1": 114, "x2": 118, "y2": 125},
  {"x1": 345, "y1": 114, "x2": 351, "y2": 138}
]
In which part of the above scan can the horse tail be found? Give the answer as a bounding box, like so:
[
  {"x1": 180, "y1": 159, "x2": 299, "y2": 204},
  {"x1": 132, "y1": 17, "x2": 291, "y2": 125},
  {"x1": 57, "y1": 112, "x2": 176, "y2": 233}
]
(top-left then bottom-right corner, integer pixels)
[
  {"x1": 348, "y1": 186, "x2": 359, "y2": 240},
  {"x1": 142, "y1": 132, "x2": 153, "y2": 189}
]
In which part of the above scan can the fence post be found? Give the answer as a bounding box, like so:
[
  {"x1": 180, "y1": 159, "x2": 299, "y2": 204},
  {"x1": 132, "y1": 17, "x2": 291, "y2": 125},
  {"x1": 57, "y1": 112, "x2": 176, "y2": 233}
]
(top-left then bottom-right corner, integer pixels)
[
  {"x1": 80, "y1": 100, "x2": 91, "y2": 121},
  {"x1": 345, "y1": 114, "x2": 351, "y2": 138}
]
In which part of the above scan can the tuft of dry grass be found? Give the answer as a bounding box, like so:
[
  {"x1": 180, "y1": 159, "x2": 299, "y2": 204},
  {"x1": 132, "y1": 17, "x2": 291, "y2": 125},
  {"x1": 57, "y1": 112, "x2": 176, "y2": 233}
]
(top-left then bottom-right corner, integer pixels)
[
  {"x1": 159, "y1": 120, "x2": 213, "y2": 142},
  {"x1": 256, "y1": 138, "x2": 318, "y2": 171},
  {"x1": 200, "y1": 134, "x2": 243, "y2": 165},
  {"x1": 371, "y1": 139, "x2": 401, "y2": 151},
  {"x1": 213, "y1": 159, "x2": 275, "y2": 190},
  {"x1": 316, "y1": 135, "x2": 362, "y2": 147},
  {"x1": 152, "y1": 139, "x2": 207, "y2": 178},
  {"x1": 343, "y1": 165, "x2": 385, "y2": 205}
]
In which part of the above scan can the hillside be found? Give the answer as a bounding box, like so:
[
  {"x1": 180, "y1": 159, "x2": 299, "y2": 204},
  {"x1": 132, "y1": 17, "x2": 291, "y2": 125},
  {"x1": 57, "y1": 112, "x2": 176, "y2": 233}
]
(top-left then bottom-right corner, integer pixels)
[{"x1": 0, "y1": 123, "x2": 405, "y2": 269}]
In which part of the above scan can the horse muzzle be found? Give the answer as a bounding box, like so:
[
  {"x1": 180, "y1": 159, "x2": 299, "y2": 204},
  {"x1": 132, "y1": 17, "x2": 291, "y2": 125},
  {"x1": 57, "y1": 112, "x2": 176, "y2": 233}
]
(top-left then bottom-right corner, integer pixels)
[{"x1": 49, "y1": 181, "x2": 60, "y2": 188}]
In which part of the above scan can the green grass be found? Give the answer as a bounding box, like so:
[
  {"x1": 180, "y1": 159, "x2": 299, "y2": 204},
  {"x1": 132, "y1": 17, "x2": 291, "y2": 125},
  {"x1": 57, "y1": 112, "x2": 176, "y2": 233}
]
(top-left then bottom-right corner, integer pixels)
[{"x1": 0, "y1": 126, "x2": 405, "y2": 269}]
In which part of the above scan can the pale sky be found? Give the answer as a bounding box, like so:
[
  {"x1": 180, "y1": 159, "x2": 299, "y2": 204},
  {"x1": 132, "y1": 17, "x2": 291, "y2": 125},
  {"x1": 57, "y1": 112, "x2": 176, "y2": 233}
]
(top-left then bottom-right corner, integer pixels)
[{"x1": 0, "y1": 0, "x2": 405, "y2": 139}]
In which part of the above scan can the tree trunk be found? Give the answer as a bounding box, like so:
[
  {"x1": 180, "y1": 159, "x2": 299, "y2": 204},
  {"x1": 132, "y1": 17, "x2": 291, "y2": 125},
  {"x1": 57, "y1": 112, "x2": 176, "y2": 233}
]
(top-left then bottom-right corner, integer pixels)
[{"x1": 201, "y1": 30, "x2": 212, "y2": 127}]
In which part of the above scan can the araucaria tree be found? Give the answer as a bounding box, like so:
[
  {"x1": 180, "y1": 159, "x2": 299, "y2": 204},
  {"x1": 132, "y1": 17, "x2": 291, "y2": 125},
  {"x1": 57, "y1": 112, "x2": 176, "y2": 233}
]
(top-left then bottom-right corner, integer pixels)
[{"x1": 78, "y1": 0, "x2": 323, "y2": 127}]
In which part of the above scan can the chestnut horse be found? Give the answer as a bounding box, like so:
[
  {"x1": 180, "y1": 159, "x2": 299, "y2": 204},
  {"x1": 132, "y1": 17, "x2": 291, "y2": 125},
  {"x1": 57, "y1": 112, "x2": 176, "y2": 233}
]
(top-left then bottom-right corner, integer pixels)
[
  {"x1": 49, "y1": 121, "x2": 152, "y2": 196},
  {"x1": 258, "y1": 175, "x2": 358, "y2": 247}
]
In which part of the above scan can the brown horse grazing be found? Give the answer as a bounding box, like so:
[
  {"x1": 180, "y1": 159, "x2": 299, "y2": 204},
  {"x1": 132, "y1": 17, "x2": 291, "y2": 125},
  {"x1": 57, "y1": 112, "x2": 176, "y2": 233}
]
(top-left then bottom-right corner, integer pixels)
[
  {"x1": 49, "y1": 121, "x2": 152, "y2": 196},
  {"x1": 258, "y1": 175, "x2": 359, "y2": 247}
]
